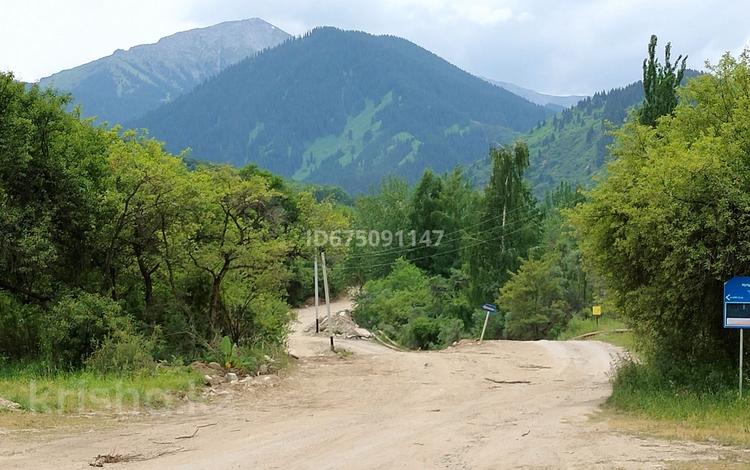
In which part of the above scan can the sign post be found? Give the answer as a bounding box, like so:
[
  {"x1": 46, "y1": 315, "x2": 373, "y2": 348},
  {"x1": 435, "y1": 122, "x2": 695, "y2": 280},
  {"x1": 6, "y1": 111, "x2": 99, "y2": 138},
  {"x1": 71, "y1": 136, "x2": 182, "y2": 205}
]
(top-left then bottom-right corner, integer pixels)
[
  {"x1": 314, "y1": 254, "x2": 320, "y2": 334},
  {"x1": 723, "y1": 276, "x2": 750, "y2": 398},
  {"x1": 479, "y1": 304, "x2": 497, "y2": 342},
  {"x1": 592, "y1": 305, "x2": 602, "y2": 329}
]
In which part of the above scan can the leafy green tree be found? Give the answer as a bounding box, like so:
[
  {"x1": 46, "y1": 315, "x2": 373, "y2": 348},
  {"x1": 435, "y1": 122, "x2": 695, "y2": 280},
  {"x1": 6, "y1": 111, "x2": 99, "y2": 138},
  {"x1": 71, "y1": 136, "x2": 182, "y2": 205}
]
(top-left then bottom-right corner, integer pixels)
[
  {"x1": 353, "y1": 258, "x2": 431, "y2": 333},
  {"x1": 353, "y1": 258, "x2": 470, "y2": 349},
  {"x1": 431, "y1": 168, "x2": 478, "y2": 277},
  {"x1": 540, "y1": 182, "x2": 590, "y2": 313},
  {"x1": 498, "y1": 253, "x2": 569, "y2": 340},
  {"x1": 408, "y1": 169, "x2": 444, "y2": 272},
  {"x1": 103, "y1": 133, "x2": 195, "y2": 314},
  {"x1": 468, "y1": 142, "x2": 540, "y2": 307},
  {"x1": 573, "y1": 51, "x2": 750, "y2": 371},
  {"x1": 344, "y1": 177, "x2": 413, "y2": 282},
  {"x1": 187, "y1": 167, "x2": 289, "y2": 340},
  {"x1": 639, "y1": 34, "x2": 687, "y2": 127},
  {"x1": 0, "y1": 73, "x2": 115, "y2": 302}
]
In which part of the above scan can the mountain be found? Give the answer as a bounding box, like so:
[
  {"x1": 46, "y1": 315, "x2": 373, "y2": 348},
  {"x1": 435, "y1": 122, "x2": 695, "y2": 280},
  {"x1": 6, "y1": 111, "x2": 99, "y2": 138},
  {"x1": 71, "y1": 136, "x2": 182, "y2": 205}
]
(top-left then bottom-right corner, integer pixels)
[
  {"x1": 522, "y1": 81, "x2": 644, "y2": 195},
  {"x1": 472, "y1": 71, "x2": 699, "y2": 196},
  {"x1": 468, "y1": 81, "x2": 644, "y2": 196},
  {"x1": 484, "y1": 79, "x2": 587, "y2": 111},
  {"x1": 39, "y1": 18, "x2": 290, "y2": 124},
  {"x1": 133, "y1": 27, "x2": 551, "y2": 193}
]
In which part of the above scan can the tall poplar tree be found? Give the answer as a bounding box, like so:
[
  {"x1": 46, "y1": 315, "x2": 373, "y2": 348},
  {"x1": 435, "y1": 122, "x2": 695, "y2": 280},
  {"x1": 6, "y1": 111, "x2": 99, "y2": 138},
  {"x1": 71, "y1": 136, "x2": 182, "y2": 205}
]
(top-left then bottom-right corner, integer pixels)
[{"x1": 639, "y1": 34, "x2": 687, "y2": 127}]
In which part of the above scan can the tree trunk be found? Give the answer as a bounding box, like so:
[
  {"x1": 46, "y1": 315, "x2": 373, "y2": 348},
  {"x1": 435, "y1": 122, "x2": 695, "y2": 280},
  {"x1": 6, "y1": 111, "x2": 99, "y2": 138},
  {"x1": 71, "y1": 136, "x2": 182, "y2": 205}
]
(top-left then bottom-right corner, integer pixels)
[
  {"x1": 136, "y1": 255, "x2": 154, "y2": 310},
  {"x1": 208, "y1": 256, "x2": 231, "y2": 334}
]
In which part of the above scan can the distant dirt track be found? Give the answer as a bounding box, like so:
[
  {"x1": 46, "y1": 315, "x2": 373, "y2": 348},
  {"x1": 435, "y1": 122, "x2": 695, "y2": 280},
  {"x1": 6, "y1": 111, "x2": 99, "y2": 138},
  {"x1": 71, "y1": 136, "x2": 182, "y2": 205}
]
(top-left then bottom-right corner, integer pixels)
[{"x1": 0, "y1": 299, "x2": 727, "y2": 469}]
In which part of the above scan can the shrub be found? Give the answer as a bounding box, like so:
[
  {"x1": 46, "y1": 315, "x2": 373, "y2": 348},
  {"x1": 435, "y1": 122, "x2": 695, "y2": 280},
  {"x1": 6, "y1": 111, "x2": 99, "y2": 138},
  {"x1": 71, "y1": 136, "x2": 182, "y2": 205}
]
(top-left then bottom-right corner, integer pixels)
[
  {"x1": 42, "y1": 292, "x2": 131, "y2": 369},
  {"x1": 0, "y1": 292, "x2": 44, "y2": 359},
  {"x1": 206, "y1": 335, "x2": 286, "y2": 375},
  {"x1": 437, "y1": 317, "x2": 464, "y2": 346},
  {"x1": 353, "y1": 258, "x2": 431, "y2": 331},
  {"x1": 85, "y1": 329, "x2": 157, "y2": 375},
  {"x1": 223, "y1": 292, "x2": 292, "y2": 347},
  {"x1": 355, "y1": 259, "x2": 472, "y2": 349},
  {"x1": 498, "y1": 253, "x2": 570, "y2": 340},
  {"x1": 401, "y1": 316, "x2": 441, "y2": 349}
]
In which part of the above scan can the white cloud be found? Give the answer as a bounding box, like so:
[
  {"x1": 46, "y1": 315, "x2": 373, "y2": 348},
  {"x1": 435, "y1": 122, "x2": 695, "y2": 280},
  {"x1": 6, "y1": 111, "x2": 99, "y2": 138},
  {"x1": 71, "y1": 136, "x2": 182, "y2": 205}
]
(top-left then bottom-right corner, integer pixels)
[
  {"x1": 0, "y1": 0, "x2": 201, "y2": 81},
  {"x1": 2, "y1": 0, "x2": 749, "y2": 93},
  {"x1": 452, "y1": 3, "x2": 514, "y2": 26}
]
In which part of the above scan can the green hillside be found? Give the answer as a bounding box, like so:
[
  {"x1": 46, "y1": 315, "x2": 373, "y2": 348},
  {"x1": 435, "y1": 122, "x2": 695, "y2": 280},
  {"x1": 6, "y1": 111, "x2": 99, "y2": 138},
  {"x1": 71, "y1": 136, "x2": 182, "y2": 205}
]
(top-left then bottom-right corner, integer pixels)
[
  {"x1": 470, "y1": 81, "x2": 644, "y2": 196},
  {"x1": 474, "y1": 70, "x2": 700, "y2": 196},
  {"x1": 133, "y1": 27, "x2": 551, "y2": 193},
  {"x1": 525, "y1": 81, "x2": 644, "y2": 195}
]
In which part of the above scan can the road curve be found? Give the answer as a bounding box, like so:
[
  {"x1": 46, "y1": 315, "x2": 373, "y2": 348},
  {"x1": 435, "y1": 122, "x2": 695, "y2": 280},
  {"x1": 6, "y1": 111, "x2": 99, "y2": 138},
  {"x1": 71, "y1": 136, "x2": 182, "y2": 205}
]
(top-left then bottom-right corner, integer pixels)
[{"x1": 0, "y1": 302, "x2": 725, "y2": 469}]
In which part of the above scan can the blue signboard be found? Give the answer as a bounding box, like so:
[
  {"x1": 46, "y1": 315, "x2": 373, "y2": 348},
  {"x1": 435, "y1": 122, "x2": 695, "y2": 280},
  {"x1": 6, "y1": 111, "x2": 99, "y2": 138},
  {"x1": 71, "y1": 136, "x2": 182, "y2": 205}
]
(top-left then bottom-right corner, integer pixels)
[
  {"x1": 724, "y1": 277, "x2": 750, "y2": 328},
  {"x1": 482, "y1": 303, "x2": 498, "y2": 313}
]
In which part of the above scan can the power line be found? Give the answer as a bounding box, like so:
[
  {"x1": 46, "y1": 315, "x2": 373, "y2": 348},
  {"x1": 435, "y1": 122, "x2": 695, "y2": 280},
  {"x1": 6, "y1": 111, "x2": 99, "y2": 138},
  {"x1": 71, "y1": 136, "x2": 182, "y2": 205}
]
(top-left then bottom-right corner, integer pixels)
[
  {"x1": 331, "y1": 210, "x2": 541, "y2": 275},
  {"x1": 340, "y1": 201, "x2": 538, "y2": 260}
]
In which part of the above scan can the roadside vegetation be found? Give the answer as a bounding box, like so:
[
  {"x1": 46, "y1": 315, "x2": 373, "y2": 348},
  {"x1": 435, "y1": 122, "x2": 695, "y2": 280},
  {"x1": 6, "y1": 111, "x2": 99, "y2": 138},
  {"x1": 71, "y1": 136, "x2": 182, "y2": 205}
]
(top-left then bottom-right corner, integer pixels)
[
  {"x1": 4, "y1": 32, "x2": 750, "y2": 452},
  {"x1": 574, "y1": 45, "x2": 750, "y2": 444},
  {"x1": 556, "y1": 316, "x2": 633, "y2": 350},
  {"x1": 0, "y1": 73, "x2": 348, "y2": 413},
  {"x1": 348, "y1": 153, "x2": 594, "y2": 348},
  {"x1": 605, "y1": 361, "x2": 750, "y2": 446},
  {"x1": 0, "y1": 362, "x2": 202, "y2": 413}
]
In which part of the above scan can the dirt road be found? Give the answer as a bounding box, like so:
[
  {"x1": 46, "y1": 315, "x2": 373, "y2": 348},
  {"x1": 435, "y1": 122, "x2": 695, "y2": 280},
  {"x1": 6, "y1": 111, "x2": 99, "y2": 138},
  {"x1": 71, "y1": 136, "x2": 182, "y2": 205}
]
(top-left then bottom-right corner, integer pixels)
[{"x1": 0, "y1": 300, "x2": 726, "y2": 469}]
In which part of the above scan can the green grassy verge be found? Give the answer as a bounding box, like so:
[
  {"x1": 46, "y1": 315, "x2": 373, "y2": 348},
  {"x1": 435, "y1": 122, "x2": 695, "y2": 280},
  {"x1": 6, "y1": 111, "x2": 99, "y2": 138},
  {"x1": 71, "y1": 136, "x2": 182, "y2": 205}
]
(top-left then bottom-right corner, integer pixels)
[
  {"x1": 557, "y1": 315, "x2": 634, "y2": 349},
  {"x1": 559, "y1": 316, "x2": 750, "y2": 446},
  {"x1": 605, "y1": 361, "x2": 750, "y2": 447},
  {"x1": 0, "y1": 364, "x2": 203, "y2": 414},
  {"x1": 563, "y1": 314, "x2": 750, "y2": 448}
]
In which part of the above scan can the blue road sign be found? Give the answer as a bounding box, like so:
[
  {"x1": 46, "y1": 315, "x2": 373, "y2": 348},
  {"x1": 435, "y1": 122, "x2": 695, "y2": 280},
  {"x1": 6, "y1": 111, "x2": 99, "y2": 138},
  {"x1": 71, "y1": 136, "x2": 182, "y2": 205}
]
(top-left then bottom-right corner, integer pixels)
[
  {"x1": 724, "y1": 277, "x2": 750, "y2": 328},
  {"x1": 482, "y1": 303, "x2": 498, "y2": 313}
]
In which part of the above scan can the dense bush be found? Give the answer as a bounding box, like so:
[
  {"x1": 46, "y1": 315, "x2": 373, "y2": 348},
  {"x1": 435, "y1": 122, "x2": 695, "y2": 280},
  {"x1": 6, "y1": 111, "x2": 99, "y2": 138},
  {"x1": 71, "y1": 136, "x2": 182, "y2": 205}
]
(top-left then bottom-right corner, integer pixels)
[
  {"x1": 573, "y1": 51, "x2": 750, "y2": 370},
  {"x1": 85, "y1": 329, "x2": 157, "y2": 375},
  {"x1": 498, "y1": 253, "x2": 570, "y2": 340},
  {"x1": 353, "y1": 259, "x2": 471, "y2": 349},
  {"x1": 42, "y1": 293, "x2": 130, "y2": 369},
  {"x1": 401, "y1": 317, "x2": 441, "y2": 349},
  {"x1": 0, "y1": 293, "x2": 44, "y2": 359}
]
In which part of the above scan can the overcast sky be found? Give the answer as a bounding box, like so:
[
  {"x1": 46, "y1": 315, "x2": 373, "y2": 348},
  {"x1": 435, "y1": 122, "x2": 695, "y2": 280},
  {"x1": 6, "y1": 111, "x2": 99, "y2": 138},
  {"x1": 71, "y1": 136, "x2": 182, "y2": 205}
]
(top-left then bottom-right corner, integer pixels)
[{"x1": 3, "y1": 0, "x2": 748, "y2": 95}]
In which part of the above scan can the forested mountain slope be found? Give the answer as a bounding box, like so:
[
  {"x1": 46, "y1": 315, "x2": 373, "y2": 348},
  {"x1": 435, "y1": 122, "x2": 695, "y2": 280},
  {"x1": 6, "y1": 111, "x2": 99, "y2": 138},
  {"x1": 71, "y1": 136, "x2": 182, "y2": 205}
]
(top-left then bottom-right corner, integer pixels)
[
  {"x1": 133, "y1": 27, "x2": 551, "y2": 192},
  {"x1": 472, "y1": 70, "x2": 700, "y2": 196}
]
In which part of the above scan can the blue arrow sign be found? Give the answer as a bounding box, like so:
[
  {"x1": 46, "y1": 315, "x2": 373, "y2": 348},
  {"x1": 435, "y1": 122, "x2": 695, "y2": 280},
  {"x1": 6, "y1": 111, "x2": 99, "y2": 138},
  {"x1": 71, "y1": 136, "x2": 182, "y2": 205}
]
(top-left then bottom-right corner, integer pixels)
[
  {"x1": 482, "y1": 303, "x2": 498, "y2": 313},
  {"x1": 724, "y1": 277, "x2": 750, "y2": 328}
]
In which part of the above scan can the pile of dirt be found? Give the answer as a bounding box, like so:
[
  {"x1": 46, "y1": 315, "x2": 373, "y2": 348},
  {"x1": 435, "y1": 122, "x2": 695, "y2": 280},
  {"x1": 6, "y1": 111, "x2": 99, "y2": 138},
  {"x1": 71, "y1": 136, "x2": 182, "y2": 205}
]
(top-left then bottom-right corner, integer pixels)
[{"x1": 304, "y1": 309, "x2": 372, "y2": 339}]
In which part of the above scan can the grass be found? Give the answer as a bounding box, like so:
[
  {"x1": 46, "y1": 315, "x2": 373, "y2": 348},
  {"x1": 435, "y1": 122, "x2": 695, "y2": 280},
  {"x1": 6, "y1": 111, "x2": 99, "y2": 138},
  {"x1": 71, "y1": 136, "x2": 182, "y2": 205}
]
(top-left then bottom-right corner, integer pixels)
[
  {"x1": 559, "y1": 316, "x2": 750, "y2": 448},
  {"x1": 0, "y1": 362, "x2": 203, "y2": 415},
  {"x1": 557, "y1": 315, "x2": 634, "y2": 349},
  {"x1": 604, "y1": 360, "x2": 750, "y2": 447}
]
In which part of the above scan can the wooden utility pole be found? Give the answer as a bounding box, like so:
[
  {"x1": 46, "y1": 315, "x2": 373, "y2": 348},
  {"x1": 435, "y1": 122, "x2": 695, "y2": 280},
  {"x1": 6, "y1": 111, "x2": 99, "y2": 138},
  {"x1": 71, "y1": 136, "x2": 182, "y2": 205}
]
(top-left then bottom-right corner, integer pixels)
[
  {"x1": 314, "y1": 254, "x2": 320, "y2": 334},
  {"x1": 321, "y1": 251, "x2": 334, "y2": 351}
]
